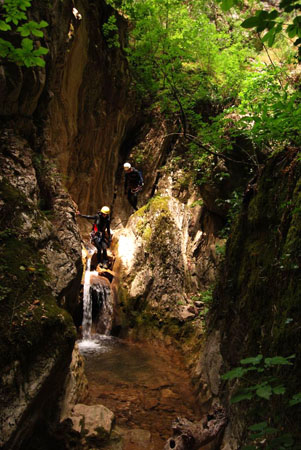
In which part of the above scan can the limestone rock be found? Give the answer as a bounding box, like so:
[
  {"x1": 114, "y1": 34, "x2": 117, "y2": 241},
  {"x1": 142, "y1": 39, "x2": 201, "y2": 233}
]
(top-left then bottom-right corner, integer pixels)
[
  {"x1": 60, "y1": 343, "x2": 89, "y2": 421},
  {"x1": 194, "y1": 330, "x2": 223, "y2": 399},
  {"x1": 179, "y1": 306, "x2": 197, "y2": 321},
  {"x1": 114, "y1": 193, "x2": 201, "y2": 332},
  {"x1": 0, "y1": 347, "x2": 73, "y2": 449},
  {"x1": 108, "y1": 427, "x2": 154, "y2": 450},
  {"x1": 69, "y1": 403, "x2": 115, "y2": 443}
]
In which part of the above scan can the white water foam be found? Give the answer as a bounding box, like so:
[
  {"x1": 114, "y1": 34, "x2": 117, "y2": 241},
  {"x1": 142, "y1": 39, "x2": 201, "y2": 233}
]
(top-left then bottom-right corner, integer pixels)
[{"x1": 81, "y1": 257, "x2": 97, "y2": 340}]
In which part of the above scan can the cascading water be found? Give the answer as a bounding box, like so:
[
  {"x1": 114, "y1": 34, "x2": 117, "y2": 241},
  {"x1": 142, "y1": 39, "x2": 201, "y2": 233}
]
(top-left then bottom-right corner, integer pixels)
[
  {"x1": 77, "y1": 248, "x2": 200, "y2": 450},
  {"x1": 80, "y1": 247, "x2": 114, "y2": 345},
  {"x1": 81, "y1": 255, "x2": 94, "y2": 340},
  {"x1": 92, "y1": 283, "x2": 113, "y2": 335}
]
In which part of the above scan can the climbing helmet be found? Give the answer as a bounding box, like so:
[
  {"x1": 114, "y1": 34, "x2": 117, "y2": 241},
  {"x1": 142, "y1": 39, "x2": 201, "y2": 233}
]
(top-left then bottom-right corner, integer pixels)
[
  {"x1": 100, "y1": 206, "x2": 110, "y2": 215},
  {"x1": 124, "y1": 162, "x2": 131, "y2": 171}
]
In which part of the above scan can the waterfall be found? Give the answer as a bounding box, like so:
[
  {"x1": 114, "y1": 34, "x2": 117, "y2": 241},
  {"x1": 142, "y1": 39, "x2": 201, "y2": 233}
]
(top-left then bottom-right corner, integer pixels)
[
  {"x1": 80, "y1": 248, "x2": 114, "y2": 342},
  {"x1": 82, "y1": 256, "x2": 93, "y2": 340},
  {"x1": 93, "y1": 283, "x2": 113, "y2": 335}
]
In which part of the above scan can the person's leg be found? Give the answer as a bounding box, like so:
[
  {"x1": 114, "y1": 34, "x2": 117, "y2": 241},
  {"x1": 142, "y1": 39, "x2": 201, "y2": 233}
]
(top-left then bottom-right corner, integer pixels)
[
  {"x1": 101, "y1": 241, "x2": 108, "y2": 267},
  {"x1": 129, "y1": 191, "x2": 138, "y2": 210},
  {"x1": 127, "y1": 189, "x2": 132, "y2": 207},
  {"x1": 93, "y1": 237, "x2": 103, "y2": 264}
]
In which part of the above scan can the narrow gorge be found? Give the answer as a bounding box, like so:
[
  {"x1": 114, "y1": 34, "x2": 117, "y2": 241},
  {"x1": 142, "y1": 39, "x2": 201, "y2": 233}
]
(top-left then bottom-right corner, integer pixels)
[{"x1": 0, "y1": 0, "x2": 300, "y2": 449}]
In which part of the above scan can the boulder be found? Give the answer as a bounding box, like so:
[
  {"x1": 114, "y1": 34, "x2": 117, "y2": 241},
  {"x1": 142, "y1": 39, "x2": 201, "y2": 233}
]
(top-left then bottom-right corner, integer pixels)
[{"x1": 68, "y1": 403, "x2": 115, "y2": 444}]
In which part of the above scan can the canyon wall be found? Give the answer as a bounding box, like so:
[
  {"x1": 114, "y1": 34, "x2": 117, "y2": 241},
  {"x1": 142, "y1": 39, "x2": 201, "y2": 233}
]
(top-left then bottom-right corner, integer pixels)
[{"x1": 0, "y1": 0, "x2": 141, "y2": 447}]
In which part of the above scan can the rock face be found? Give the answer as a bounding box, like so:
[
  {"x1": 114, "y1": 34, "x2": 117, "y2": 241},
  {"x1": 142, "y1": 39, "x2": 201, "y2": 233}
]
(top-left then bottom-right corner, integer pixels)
[
  {"x1": 111, "y1": 114, "x2": 226, "y2": 346},
  {"x1": 0, "y1": 347, "x2": 73, "y2": 450},
  {"x1": 0, "y1": 130, "x2": 81, "y2": 449},
  {"x1": 60, "y1": 343, "x2": 89, "y2": 422},
  {"x1": 41, "y1": 0, "x2": 140, "y2": 220},
  {"x1": 0, "y1": 0, "x2": 140, "y2": 228},
  {"x1": 0, "y1": 0, "x2": 141, "y2": 447},
  {"x1": 202, "y1": 148, "x2": 301, "y2": 446},
  {"x1": 67, "y1": 403, "x2": 115, "y2": 445},
  {"x1": 113, "y1": 188, "x2": 220, "y2": 346},
  {"x1": 0, "y1": 129, "x2": 82, "y2": 310}
]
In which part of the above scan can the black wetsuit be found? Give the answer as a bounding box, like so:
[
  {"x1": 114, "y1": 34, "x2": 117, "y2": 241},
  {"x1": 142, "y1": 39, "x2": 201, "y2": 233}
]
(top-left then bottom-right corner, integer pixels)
[
  {"x1": 79, "y1": 213, "x2": 111, "y2": 264},
  {"x1": 124, "y1": 167, "x2": 144, "y2": 210}
]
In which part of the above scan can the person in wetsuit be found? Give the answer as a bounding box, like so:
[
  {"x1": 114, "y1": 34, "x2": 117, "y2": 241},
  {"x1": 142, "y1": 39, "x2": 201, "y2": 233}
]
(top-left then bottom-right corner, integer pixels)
[
  {"x1": 77, "y1": 206, "x2": 112, "y2": 267},
  {"x1": 123, "y1": 162, "x2": 144, "y2": 211}
]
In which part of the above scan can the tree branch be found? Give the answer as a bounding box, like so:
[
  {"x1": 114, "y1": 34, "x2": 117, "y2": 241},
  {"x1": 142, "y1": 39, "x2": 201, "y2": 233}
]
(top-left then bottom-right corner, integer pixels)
[{"x1": 165, "y1": 132, "x2": 256, "y2": 166}]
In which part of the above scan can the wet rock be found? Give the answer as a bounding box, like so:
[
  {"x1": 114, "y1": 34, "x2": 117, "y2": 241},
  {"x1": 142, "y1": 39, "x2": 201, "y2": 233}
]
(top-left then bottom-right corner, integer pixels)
[
  {"x1": 0, "y1": 347, "x2": 73, "y2": 449},
  {"x1": 112, "y1": 427, "x2": 153, "y2": 450},
  {"x1": 194, "y1": 301, "x2": 205, "y2": 308},
  {"x1": 60, "y1": 343, "x2": 89, "y2": 421},
  {"x1": 187, "y1": 305, "x2": 199, "y2": 315},
  {"x1": 142, "y1": 397, "x2": 159, "y2": 410},
  {"x1": 160, "y1": 388, "x2": 179, "y2": 400},
  {"x1": 68, "y1": 403, "x2": 115, "y2": 443},
  {"x1": 179, "y1": 306, "x2": 196, "y2": 321},
  {"x1": 193, "y1": 330, "x2": 223, "y2": 406}
]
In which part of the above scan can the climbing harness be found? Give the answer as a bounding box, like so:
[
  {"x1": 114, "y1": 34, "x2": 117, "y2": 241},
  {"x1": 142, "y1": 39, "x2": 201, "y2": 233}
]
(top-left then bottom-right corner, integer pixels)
[{"x1": 131, "y1": 185, "x2": 142, "y2": 194}]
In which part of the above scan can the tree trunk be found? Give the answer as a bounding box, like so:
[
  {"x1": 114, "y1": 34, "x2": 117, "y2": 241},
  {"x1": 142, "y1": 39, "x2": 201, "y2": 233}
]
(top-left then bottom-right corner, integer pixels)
[{"x1": 164, "y1": 404, "x2": 227, "y2": 450}]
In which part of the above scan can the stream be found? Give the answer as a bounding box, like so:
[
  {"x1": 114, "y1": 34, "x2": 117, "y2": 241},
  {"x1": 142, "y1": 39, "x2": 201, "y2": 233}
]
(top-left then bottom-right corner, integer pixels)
[
  {"x1": 78, "y1": 335, "x2": 200, "y2": 449},
  {"x1": 77, "y1": 248, "x2": 200, "y2": 449}
]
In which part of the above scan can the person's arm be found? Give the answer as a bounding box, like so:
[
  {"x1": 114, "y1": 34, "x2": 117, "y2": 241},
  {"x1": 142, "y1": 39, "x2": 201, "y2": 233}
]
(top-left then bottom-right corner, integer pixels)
[
  {"x1": 105, "y1": 217, "x2": 109, "y2": 234},
  {"x1": 77, "y1": 212, "x2": 97, "y2": 220},
  {"x1": 138, "y1": 170, "x2": 144, "y2": 186},
  {"x1": 107, "y1": 219, "x2": 112, "y2": 240},
  {"x1": 134, "y1": 168, "x2": 143, "y2": 186}
]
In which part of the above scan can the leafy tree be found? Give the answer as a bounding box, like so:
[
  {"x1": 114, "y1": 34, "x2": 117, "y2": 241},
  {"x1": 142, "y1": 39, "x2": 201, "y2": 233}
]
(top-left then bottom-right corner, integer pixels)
[
  {"x1": 216, "y1": 0, "x2": 301, "y2": 58},
  {"x1": 108, "y1": 0, "x2": 299, "y2": 182},
  {"x1": 0, "y1": 0, "x2": 49, "y2": 67}
]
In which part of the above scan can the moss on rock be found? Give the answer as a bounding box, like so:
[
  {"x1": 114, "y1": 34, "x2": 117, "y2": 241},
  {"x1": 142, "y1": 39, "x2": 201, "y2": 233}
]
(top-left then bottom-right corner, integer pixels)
[
  {"x1": 0, "y1": 179, "x2": 76, "y2": 370},
  {"x1": 210, "y1": 148, "x2": 301, "y2": 440}
]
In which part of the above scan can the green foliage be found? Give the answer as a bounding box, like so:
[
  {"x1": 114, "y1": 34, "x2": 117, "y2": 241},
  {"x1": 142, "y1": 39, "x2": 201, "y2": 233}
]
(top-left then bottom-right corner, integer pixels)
[
  {"x1": 102, "y1": 14, "x2": 120, "y2": 48},
  {"x1": 0, "y1": 0, "x2": 49, "y2": 67},
  {"x1": 234, "y1": 66, "x2": 301, "y2": 151},
  {"x1": 222, "y1": 354, "x2": 301, "y2": 449},
  {"x1": 216, "y1": 189, "x2": 244, "y2": 238},
  {"x1": 215, "y1": 242, "x2": 226, "y2": 256},
  {"x1": 217, "y1": 0, "x2": 301, "y2": 58},
  {"x1": 192, "y1": 286, "x2": 214, "y2": 305},
  {"x1": 110, "y1": 0, "x2": 252, "y2": 107},
  {"x1": 107, "y1": 0, "x2": 299, "y2": 186}
]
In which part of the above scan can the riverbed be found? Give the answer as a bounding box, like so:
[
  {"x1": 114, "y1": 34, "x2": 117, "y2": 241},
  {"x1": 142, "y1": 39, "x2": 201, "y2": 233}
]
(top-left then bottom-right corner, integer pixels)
[{"x1": 78, "y1": 335, "x2": 200, "y2": 449}]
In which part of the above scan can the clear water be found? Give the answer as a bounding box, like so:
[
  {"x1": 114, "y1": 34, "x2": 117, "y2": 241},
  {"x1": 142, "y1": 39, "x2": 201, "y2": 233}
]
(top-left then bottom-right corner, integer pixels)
[{"x1": 78, "y1": 335, "x2": 200, "y2": 449}]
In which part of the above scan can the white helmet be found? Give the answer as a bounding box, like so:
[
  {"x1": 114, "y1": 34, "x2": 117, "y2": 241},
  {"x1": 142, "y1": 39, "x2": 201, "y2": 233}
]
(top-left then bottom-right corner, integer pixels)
[
  {"x1": 100, "y1": 206, "x2": 110, "y2": 214},
  {"x1": 124, "y1": 162, "x2": 131, "y2": 171}
]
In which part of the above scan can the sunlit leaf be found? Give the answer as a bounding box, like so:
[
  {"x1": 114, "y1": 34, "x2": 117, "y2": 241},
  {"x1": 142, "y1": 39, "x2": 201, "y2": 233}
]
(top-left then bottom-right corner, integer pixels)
[
  {"x1": 0, "y1": 21, "x2": 11, "y2": 31},
  {"x1": 220, "y1": 0, "x2": 234, "y2": 12},
  {"x1": 21, "y1": 38, "x2": 33, "y2": 50},
  {"x1": 241, "y1": 16, "x2": 260, "y2": 29}
]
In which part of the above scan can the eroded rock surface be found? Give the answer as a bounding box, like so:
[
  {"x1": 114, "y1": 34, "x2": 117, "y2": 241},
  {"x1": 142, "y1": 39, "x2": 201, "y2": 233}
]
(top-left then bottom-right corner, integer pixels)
[{"x1": 0, "y1": 130, "x2": 81, "y2": 449}]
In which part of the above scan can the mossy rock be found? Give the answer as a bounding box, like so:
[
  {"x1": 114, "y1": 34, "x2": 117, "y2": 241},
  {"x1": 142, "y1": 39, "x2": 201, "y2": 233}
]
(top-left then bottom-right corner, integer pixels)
[{"x1": 0, "y1": 179, "x2": 76, "y2": 370}]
